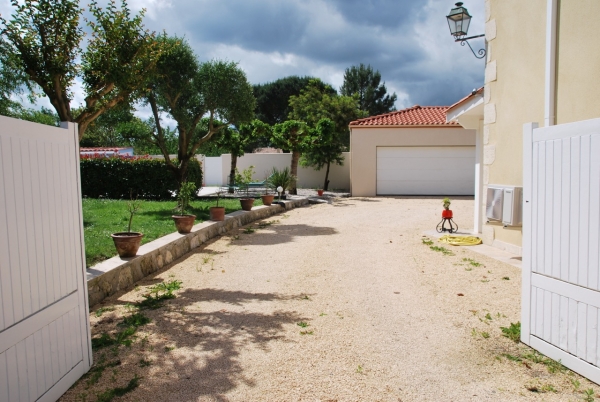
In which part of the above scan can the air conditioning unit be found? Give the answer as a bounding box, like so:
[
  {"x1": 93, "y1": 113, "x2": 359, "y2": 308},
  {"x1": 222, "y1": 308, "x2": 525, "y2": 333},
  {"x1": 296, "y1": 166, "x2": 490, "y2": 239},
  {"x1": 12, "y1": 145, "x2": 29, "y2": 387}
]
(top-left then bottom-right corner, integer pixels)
[
  {"x1": 486, "y1": 185, "x2": 523, "y2": 226},
  {"x1": 486, "y1": 186, "x2": 504, "y2": 221},
  {"x1": 502, "y1": 186, "x2": 523, "y2": 226}
]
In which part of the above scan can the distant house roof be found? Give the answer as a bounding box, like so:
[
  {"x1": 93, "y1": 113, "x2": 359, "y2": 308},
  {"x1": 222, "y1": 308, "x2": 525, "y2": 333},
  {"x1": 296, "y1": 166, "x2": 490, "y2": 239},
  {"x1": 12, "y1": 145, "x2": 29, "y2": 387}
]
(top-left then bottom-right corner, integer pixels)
[
  {"x1": 349, "y1": 105, "x2": 460, "y2": 127},
  {"x1": 446, "y1": 87, "x2": 484, "y2": 115},
  {"x1": 80, "y1": 147, "x2": 134, "y2": 156}
]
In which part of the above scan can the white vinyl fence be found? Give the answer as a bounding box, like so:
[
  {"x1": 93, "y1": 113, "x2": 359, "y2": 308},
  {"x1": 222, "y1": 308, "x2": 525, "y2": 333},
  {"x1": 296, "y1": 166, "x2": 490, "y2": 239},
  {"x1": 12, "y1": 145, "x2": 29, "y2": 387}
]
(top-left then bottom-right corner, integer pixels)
[
  {"x1": 203, "y1": 152, "x2": 351, "y2": 190},
  {"x1": 522, "y1": 119, "x2": 600, "y2": 384},
  {"x1": 0, "y1": 117, "x2": 91, "y2": 401}
]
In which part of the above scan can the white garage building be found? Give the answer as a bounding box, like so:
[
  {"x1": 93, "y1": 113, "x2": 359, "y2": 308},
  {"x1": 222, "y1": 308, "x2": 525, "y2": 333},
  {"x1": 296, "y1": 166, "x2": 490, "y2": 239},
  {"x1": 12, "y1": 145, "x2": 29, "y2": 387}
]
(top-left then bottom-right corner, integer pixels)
[{"x1": 349, "y1": 105, "x2": 476, "y2": 197}]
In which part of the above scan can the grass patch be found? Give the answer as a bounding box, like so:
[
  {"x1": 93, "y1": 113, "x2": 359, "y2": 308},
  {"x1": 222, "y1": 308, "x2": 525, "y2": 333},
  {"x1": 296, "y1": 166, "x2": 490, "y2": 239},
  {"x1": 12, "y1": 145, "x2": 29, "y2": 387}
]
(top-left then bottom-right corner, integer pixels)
[
  {"x1": 500, "y1": 322, "x2": 521, "y2": 343},
  {"x1": 91, "y1": 313, "x2": 151, "y2": 350},
  {"x1": 430, "y1": 246, "x2": 455, "y2": 256},
  {"x1": 83, "y1": 198, "x2": 258, "y2": 267},
  {"x1": 95, "y1": 375, "x2": 140, "y2": 402}
]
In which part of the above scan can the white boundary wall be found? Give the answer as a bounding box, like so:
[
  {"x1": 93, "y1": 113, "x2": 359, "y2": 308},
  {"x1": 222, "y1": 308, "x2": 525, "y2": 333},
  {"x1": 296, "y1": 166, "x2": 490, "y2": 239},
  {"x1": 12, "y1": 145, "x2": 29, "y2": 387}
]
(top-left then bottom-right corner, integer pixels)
[
  {"x1": 0, "y1": 116, "x2": 92, "y2": 401},
  {"x1": 204, "y1": 152, "x2": 350, "y2": 189}
]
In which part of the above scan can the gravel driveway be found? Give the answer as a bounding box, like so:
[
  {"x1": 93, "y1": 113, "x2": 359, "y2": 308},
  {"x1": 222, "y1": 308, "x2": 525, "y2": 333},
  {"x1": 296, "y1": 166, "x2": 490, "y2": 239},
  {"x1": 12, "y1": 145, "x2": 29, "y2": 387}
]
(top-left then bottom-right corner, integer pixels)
[{"x1": 62, "y1": 197, "x2": 600, "y2": 402}]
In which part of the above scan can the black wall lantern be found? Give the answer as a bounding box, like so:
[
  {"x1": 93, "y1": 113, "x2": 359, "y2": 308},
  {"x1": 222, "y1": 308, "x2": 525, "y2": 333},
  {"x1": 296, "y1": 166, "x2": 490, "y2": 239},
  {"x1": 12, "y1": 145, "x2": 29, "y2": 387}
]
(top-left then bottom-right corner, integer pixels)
[{"x1": 446, "y1": 2, "x2": 486, "y2": 59}]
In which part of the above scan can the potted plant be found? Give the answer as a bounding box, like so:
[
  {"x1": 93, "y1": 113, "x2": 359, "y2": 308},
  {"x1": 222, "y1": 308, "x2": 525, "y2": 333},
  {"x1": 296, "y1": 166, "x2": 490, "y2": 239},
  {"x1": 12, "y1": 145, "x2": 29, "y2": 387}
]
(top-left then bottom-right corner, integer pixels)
[
  {"x1": 268, "y1": 166, "x2": 295, "y2": 200},
  {"x1": 236, "y1": 166, "x2": 255, "y2": 211},
  {"x1": 209, "y1": 188, "x2": 225, "y2": 221},
  {"x1": 111, "y1": 192, "x2": 144, "y2": 258},
  {"x1": 172, "y1": 181, "x2": 197, "y2": 233},
  {"x1": 442, "y1": 197, "x2": 453, "y2": 218},
  {"x1": 317, "y1": 189, "x2": 324, "y2": 196},
  {"x1": 261, "y1": 173, "x2": 275, "y2": 206}
]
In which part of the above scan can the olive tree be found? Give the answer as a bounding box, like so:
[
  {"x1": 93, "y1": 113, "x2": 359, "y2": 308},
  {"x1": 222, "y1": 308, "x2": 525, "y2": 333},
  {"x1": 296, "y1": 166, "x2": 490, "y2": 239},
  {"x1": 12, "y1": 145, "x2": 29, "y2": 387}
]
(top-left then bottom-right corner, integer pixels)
[
  {"x1": 137, "y1": 36, "x2": 256, "y2": 186},
  {"x1": 0, "y1": 0, "x2": 161, "y2": 139},
  {"x1": 270, "y1": 120, "x2": 310, "y2": 195}
]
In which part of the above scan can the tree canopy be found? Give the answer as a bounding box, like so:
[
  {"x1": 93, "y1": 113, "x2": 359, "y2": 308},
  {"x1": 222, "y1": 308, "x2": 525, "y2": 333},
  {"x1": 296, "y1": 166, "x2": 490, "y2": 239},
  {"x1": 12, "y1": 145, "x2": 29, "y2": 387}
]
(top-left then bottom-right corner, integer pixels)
[
  {"x1": 253, "y1": 76, "x2": 335, "y2": 126},
  {"x1": 131, "y1": 36, "x2": 256, "y2": 185},
  {"x1": 288, "y1": 79, "x2": 364, "y2": 148},
  {"x1": 271, "y1": 120, "x2": 310, "y2": 195},
  {"x1": 0, "y1": 0, "x2": 162, "y2": 139},
  {"x1": 301, "y1": 118, "x2": 344, "y2": 191},
  {"x1": 340, "y1": 64, "x2": 397, "y2": 116}
]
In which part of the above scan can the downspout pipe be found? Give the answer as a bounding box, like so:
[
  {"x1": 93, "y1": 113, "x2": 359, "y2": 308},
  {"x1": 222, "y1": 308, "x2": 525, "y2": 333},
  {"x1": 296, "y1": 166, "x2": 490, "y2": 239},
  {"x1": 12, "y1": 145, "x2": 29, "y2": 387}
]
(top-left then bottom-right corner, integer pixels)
[{"x1": 545, "y1": 0, "x2": 558, "y2": 127}]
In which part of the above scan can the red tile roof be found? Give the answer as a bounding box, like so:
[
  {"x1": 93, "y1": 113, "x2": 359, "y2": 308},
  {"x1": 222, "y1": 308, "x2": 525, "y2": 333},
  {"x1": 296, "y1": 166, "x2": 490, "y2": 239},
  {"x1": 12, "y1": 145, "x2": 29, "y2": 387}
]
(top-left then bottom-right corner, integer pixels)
[
  {"x1": 80, "y1": 147, "x2": 131, "y2": 152},
  {"x1": 447, "y1": 87, "x2": 484, "y2": 113},
  {"x1": 349, "y1": 105, "x2": 460, "y2": 127}
]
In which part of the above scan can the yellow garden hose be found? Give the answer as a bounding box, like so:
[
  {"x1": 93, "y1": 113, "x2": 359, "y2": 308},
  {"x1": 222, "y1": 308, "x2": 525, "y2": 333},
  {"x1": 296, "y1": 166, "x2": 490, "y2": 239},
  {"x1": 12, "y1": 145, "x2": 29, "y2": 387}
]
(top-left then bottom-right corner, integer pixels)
[{"x1": 438, "y1": 235, "x2": 482, "y2": 246}]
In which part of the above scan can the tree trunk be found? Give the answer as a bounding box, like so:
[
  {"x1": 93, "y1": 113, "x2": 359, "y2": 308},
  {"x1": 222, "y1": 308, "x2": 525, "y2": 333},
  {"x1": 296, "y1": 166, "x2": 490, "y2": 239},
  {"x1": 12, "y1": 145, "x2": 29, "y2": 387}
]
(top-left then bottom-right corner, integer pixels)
[
  {"x1": 228, "y1": 154, "x2": 238, "y2": 194},
  {"x1": 290, "y1": 150, "x2": 300, "y2": 195},
  {"x1": 323, "y1": 161, "x2": 331, "y2": 191}
]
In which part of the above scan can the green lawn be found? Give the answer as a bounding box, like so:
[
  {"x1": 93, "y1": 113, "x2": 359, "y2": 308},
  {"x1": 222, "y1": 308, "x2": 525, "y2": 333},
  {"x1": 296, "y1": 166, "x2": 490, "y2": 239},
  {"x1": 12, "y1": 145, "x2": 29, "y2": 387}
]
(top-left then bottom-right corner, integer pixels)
[{"x1": 83, "y1": 197, "x2": 261, "y2": 267}]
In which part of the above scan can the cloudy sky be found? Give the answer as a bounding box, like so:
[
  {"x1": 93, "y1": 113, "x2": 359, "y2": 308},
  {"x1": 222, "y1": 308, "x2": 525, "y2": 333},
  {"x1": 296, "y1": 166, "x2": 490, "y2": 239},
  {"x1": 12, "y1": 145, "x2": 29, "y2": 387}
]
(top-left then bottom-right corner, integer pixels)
[{"x1": 1, "y1": 0, "x2": 485, "y2": 111}]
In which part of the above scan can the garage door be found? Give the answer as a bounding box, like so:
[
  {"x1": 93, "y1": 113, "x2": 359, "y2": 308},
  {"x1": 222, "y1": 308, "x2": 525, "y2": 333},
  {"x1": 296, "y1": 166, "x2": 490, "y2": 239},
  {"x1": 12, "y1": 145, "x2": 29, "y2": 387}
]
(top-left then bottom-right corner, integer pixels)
[{"x1": 377, "y1": 146, "x2": 475, "y2": 195}]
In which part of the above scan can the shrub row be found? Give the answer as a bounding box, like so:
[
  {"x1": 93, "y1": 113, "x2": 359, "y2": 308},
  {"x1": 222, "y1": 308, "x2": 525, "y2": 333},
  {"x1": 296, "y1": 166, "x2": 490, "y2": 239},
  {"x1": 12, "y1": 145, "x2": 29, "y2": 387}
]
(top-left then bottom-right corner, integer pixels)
[{"x1": 80, "y1": 156, "x2": 202, "y2": 200}]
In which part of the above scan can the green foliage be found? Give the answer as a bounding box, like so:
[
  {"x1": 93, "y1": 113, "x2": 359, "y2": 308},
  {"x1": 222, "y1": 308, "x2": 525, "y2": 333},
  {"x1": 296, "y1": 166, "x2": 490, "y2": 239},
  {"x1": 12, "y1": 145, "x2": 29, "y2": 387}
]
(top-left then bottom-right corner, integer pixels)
[
  {"x1": 443, "y1": 197, "x2": 451, "y2": 210},
  {"x1": 421, "y1": 238, "x2": 434, "y2": 245},
  {"x1": 253, "y1": 76, "x2": 335, "y2": 126},
  {"x1": 429, "y1": 246, "x2": 455, "y2": 256},
  {"x1": 91, "y1": 312, "x2": 150, "y2": 350},
  {"x1": 271, "y1": 120, "x2": 309, "y2": 193},
  {"x1": 83, "y1": 198, "x2": 252, "y2": 266},
  {"x1": 235, "y1": 165, "x2": 256, "y2": 187},
  {"x1": 176, "y1": 181, "x2": 197, "y2": 216},
  {"x1": 300, "y1": 118, "x2": 344, "y2": 190},
  {"x1": 268, "y1": 167, "x2": 295, "y2": 193},
  {"x1": 288, "y1": 79, "x2": 365, "y2": 148},
  {"x1": 340, "y1": 63, "x2": 397, "y2": 116},
  {"x1": 4, "y1": 105, "x2": 60, "y2": 126},
  {"x1": 138, "y1": 37, "x2": 255, "y2": 185},
  {"x1": 500, "y1": 322, "x2": 521, "y2": 343},
  {"x1": 95, "y1": 375, "x2": 139, "y2": 402},
  {"x1": 137, "y1": 279, "x2": 182, "y2": 309},
  {"x1": 80, "y1": 157, "x2": 201, "y2": 200},
  {"x1": 124, "y1": 192, "x2": 142, "y2": 233},
  {"x1": 1, "y1": 0, "x2": 162, "y2": 139}
]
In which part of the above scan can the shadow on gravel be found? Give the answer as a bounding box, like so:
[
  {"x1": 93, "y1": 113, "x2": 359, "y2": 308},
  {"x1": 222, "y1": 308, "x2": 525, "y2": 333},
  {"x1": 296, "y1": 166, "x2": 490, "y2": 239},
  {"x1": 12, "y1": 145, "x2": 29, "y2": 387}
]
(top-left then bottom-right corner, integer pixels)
[
  {"x1": 133, "y1": 288, "x2": 309, "y2": 401},
  {"x1": 228, "y1": 223, "x2": 338, "y2": 246}
]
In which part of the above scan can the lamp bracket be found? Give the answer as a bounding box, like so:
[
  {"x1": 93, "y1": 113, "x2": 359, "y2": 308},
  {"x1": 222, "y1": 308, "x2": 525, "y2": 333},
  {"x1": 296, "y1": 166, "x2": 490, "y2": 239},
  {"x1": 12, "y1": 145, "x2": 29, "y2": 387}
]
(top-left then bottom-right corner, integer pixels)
[{"x1": 455, "y1": 33, "x2": 486, "y2": 59}]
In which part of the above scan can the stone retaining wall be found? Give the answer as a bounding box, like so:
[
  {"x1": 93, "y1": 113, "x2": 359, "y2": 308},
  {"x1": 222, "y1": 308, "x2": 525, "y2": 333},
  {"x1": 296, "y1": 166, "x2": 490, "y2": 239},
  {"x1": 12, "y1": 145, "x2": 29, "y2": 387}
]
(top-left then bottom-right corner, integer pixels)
[{"x1": 86, "y1": 199, "x2": 308, "y2": 307}]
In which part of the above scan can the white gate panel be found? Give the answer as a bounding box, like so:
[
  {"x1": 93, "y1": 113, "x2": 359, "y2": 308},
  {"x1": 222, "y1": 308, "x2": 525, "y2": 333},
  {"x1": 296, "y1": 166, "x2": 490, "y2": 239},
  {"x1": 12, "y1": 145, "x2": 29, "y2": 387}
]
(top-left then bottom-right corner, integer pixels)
[
  {"x1": 523, "y1": 119, "x2": 600, "y2": 384},
  {"x1": 0, "y1": 117, "x2": 91, "y2": 401}
]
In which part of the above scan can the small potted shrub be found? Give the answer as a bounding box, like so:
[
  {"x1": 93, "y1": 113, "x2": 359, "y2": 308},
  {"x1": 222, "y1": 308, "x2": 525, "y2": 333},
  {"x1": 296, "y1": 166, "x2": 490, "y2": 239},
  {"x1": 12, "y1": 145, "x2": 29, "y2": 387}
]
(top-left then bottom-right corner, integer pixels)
[
  {"x1": 209, "y1": 188, "x2": 225, "y2": 221},
  {"x1": 261, "y1": 173, "x2": 275, "y2": 206},
  {"x1": 172, "y1": 181, "x2": 197, "y2": 233},
  {"x1": 236, "y1": 166, "x2": 255, "y2": 211},
  {"x1": 111, "y1": 192, "x2": 144, "y2": 258},
  {"x1": 317, "y1": 189, "x2": 324, "y2": 196},
  {"x1": 269, "y1": 166, "x2": 295, "y2": 200},
  {"x1": 442, "y1": 197, "x2": 453, "y2": 218}
]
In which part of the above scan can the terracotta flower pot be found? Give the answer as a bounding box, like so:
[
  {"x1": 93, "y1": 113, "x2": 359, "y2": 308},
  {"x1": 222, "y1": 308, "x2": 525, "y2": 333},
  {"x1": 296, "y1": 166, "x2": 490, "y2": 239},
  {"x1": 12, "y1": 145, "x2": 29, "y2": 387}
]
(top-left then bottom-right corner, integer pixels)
[
  {"x1": 317, "y1": 189, "x2": 324, "y2": 196},
  {"x1": 172, "y1": 215, "x2": 196, "y2": 234},
  {"x1": 442, "y1": 209, "x2": 453, "y2": 219},
  {"x1": 209, "y1": 206, "x2": 225, "y2": 221},
  {"x1": 240, "y1": 198, "x2": 255, "y2": 211},
  {"x1": 111, "y1": 232, "x2": 144, "y2": 258},
  {"x1": 261, "y1": 194, "x2": 275, "y2": 206}
]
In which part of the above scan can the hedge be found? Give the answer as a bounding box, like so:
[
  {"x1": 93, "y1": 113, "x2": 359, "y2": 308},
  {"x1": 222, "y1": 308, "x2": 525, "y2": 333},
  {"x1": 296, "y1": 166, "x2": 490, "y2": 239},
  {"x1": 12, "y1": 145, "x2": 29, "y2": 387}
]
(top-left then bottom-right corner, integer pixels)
[{"x1": 80, "y1": 156, "x2": 202, "y2": 200}]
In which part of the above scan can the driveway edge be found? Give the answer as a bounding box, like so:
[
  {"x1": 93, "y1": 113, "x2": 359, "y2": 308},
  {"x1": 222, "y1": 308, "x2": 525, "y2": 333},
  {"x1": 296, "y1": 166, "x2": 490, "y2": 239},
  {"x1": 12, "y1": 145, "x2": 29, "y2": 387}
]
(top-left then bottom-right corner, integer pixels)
[{"x1": 86, "y1": 198, "x2": 308, "y2": 308}]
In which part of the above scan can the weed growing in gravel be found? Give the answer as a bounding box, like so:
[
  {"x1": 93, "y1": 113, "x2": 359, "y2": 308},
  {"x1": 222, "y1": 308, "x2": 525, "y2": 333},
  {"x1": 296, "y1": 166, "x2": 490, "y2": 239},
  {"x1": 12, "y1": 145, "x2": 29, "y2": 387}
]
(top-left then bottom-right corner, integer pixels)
[
  {"x1": 84, "y1": 358, "x2": 121, "y2": 387},
  {"x1": 297, "y1": 321, "x2": 309, "y2": 328},
  {"x1": 258, "y1": 220, "x2": 277, "y2": 229},
  {"x1": 137, "y1": 279, "x2": 182, "y2": 309},
  {"x1": 300, "y1": 295, "x2": 311, "y2": 300},
  {"x1": 500, "y1": 322, "x2": 521, "y2": 342},
  {"x1": 243, "y1": 227, "x2": 255, "y2": 234},
  {"x1": 356, "y1": 365, "x2": 364, "y2": 373},
  {"x1": 95, "y1": 307, "x2": 115, "y2": 317},
  {"x1": 583, "y1": 389, "x2": 596, "y2": 402},
  {"x1": 421, "y1": 238, "x2": 434, "y2": 246},
  {"x1": 481, "y1": 331, "x2": 490, "y2": 339},
  {"x1": 430, "y1": 246, "x2": 454, "y2": 255},
  {"x1": 299, "y1": 330, "x2": 314, "y2": 335},
  {"x1": 164, "y1": 346, "x2": 175, "y2": 352},
  {"x1": 319, "y1": 312, "x2": 327, "y2": 316},
  {"x1": 462, "y1": 258, "x2": 481, "y2": 267},
  {"x1": 502, "y1": 276, "x2": 510, "y2": 280},
  {"x1": 95, "y1": 375, "x2": 139, "y2": 402},
  {"x1": 91, "y1": 313, "x2": 151, "y2": 350},
  {"x1": 139, "y1": 358, "x2": 151, "y2": 367}
]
